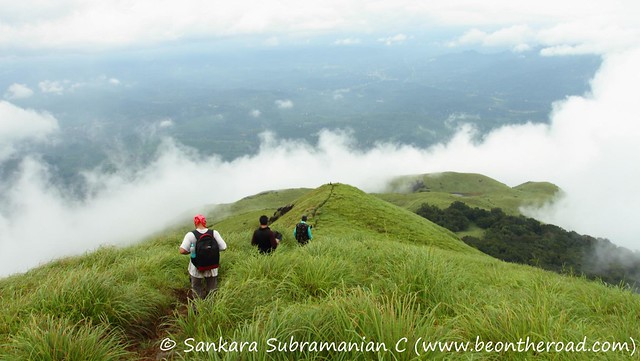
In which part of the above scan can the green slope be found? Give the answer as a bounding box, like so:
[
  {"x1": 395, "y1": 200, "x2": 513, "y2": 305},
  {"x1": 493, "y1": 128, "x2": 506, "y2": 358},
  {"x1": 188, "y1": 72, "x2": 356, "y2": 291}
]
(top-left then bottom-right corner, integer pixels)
[
  {"x1": 209, "y1": 188, "x2": 312, "y2": 222},
  {"x1": 267, "y1": 183, "x2": 476, "y2": 253},
  {"x1": 1, "y1": 182, "x2": 638, "y2": 361},
  {"x1": 379, "y1": 172, "x2": 560, "y2": 215}
]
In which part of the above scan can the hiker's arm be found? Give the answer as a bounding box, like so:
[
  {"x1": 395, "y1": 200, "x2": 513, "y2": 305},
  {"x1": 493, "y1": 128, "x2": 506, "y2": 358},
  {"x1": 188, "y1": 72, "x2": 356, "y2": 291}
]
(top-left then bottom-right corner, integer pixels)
[
  {"x1": 179, "y1": 233, "x2": 192, "y2": 255},
  {"x1": 214, "y1": 230, "x2": 227, "y2": 251}
]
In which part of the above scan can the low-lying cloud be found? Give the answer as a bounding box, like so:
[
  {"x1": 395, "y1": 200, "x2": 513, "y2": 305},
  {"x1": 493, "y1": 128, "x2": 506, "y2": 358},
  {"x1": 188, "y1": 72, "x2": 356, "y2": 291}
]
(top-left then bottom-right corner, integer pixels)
[
  {"x1": 38, "y1": 80, "x2": 68, "y2": 95},
  {"x1": 1, "y1": 48, "x2": 640, "y2": 277},
  {"x1": 0, "y1": 101, "x2": 59, "y2": 161},
  {"x1": 275, "y1": 99, "x2": 294, "y2": 109},
  {"x1": 334, "y1": 38, "x2": 361, "y2": 46},
  {"x1": 378, "y1": 33, "x2": 408, "y2": 46},
  {"x1": 4, "y1": 83, "x2": 34, "y2": 100}
]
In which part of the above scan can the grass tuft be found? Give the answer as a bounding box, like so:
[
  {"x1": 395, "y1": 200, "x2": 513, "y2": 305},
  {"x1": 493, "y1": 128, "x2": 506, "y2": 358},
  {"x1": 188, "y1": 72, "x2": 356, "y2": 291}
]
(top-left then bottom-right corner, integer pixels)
[{"x1": 4, "y1": 316, "x2": 134, "y2": 361}]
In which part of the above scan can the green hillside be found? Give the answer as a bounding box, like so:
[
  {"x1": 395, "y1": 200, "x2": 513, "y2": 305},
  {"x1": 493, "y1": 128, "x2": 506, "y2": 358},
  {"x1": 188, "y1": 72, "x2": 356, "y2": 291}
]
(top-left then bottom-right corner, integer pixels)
[
  {"x1": 380, "y1": 172, "x2": 560, "y2": 215},
  {"x1": 1, "y1": 183, "x2": 638, "y2": 360},
  {"x1": 208, "y1": 188, "x2": 312, "y2": 222}
]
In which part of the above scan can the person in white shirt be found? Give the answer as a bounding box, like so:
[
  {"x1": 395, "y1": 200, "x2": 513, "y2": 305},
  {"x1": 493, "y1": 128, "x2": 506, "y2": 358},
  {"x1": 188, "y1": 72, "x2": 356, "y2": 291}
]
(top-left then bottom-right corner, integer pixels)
[{"x1": 179, "y1": 214, "x2": 227, "y2": 299}]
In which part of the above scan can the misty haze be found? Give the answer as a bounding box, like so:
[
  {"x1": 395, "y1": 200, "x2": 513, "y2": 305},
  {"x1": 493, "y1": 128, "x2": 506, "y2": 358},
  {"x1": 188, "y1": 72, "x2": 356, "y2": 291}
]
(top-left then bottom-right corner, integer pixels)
[{"x1": 1, "y1": 2, "x2": 640, "y2": 278}]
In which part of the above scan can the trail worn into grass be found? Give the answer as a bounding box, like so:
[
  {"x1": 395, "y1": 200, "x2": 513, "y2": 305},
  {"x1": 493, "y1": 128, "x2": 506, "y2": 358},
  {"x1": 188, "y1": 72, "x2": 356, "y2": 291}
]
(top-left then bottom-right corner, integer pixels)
[
  {"x1": 132, "y1": 184, "x2": 339, "y2": 360},
  {"x1": 132, "y1": 287, "x2": 191, "y2": 361},
  {"x1": 309, "y1": 182, "x2": 336, "y2": 229}
]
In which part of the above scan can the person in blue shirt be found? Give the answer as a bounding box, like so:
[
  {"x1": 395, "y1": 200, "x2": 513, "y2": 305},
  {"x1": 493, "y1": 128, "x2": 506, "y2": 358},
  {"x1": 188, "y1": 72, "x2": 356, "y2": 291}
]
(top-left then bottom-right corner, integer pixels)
[{"x1": 293, "y1": 215, "x2": 313, "y2": 245}]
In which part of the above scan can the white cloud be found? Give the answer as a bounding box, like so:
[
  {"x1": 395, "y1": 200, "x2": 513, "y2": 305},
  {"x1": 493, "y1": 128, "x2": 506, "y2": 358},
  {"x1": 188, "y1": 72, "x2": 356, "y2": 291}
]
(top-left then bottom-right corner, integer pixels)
[
  {"x1": 38, "y1": 80, "x2": 66, "y2": 94},
  {"x1": 36, "y1": 77, "x2": 120, "y2": 94},
  {"x1": 334, "y1": 37, "x2": 361, "y2": 45},
  {"x1": 537, "y1": 20, "x2": 640, "y2": 55},
  {"x1": 0, "y1": 101, "x2": 59, "y2": 160},
  {"x1": 275, "y1": 99, "x2": 294, "y2": 109},
  {"x1": 332, "y1": 88, "x2": 350, "y2": 100},
  {"x1": 453, "y1": 25, "x2": 534, "y2": 49},
  {"x1": 4, "y1": 83, "x2": 34, "y2": 99},
  {"x1": 0, "y1": 0, "x2": 360, "y2": 50},
  {"x1": 513, "y1": 43, "x2": 531, "y2": 53},
  {"x1": 449, "y1": 20, "x2": 640, "y2": 55},
  {"x1": 383, "y1": 49, "x2": 640, "y2": 251},
  {"x1": 250, "y1": 109, "x2": 262, "y2": 118},
  {"x1": 159, "y1": 118, "x2": 174, "y2": 128},
  {"x1": 445, "y1": 113, "x2": 480, "y2": 129},
  {"x1": 378, "y1": 33, "x2": 407, "y2": 46}
]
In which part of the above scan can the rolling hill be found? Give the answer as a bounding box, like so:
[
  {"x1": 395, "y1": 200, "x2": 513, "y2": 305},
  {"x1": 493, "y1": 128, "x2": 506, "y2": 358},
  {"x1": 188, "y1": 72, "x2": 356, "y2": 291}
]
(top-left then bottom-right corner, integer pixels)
[
  {"x1": 1, "y1": 180, "x2": 638, "y2": 360},
  {"x1": 379, "y1": 171, "x2": 559, "y2": 215}
]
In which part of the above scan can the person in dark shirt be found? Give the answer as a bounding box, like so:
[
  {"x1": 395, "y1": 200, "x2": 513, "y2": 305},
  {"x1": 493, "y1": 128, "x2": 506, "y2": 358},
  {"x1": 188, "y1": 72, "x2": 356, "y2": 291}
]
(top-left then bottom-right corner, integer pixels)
[{"x1": 251, "y1": 215, "x2": 279, "y2": 254}]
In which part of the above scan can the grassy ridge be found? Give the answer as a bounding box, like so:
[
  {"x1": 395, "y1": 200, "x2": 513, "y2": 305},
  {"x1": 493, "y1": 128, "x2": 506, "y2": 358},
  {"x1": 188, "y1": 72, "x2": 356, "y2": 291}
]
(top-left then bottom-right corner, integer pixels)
[
  {"x1": 270, "y1": 183, "x2": 476, "y2": 253},
  {"x1": 379, "y1": 172, "x2": 560, "y2": 215},
  {"x1": 1, "y1": 181, "x2": 638, "y2": 360}
]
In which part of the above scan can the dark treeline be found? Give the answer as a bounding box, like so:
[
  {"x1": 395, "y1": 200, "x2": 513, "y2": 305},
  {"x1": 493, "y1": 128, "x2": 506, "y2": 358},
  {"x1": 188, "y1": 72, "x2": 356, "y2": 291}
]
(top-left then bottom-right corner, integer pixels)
[{"x1": 416, "y1": 201, "x2": 640, "y2": 290}]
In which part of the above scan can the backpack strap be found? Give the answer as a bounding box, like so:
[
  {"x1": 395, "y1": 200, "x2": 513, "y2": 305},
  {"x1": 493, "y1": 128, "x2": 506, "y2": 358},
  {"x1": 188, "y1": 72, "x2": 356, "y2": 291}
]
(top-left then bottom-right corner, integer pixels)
[{"x1": 192, "y1": 229, "x2": 214, "y2": 240}]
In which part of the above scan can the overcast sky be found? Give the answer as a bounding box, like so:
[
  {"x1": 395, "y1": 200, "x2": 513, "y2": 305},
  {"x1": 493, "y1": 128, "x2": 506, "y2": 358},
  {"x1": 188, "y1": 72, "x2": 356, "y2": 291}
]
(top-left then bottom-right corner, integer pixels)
[
  {"x1": 2, "y1": 0, "x2": 640, "y2": 276},
  {"x1": 0, "y1": 0, "x2": 637, "y2": 53}
]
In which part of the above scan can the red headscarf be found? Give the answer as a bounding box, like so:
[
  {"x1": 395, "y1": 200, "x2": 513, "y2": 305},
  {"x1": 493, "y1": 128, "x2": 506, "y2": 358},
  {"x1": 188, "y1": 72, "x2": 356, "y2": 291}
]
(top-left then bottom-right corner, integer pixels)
[{"x1": 194, "y1": 214, "x2": 207, "y2": 227}]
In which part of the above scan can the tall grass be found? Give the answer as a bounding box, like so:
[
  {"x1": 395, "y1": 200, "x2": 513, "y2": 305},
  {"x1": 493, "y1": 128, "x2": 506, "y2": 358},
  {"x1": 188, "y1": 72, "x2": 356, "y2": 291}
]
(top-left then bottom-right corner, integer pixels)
[
  {"x1": 0, "y1": 235, "x2": 189, "y2": 360},
  {"x1": 28, "y1": 269, "x2": 166, "y2": 337},
  {"x1": 164, "y1": 233, "x2": 640, "y2": 360},
  {"x1": 4, "y1": 316, "x2": 134, "y2": 361}
]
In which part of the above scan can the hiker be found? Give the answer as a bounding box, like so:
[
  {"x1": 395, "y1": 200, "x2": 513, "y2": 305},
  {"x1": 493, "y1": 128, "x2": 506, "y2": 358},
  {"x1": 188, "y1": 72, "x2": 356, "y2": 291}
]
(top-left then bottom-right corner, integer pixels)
[
  {"x1": 179, "y1": 214, "x2": 227, "y2": 299},
  {"x1": 293, "y1": 215, "x2": 313, "y2": 245},
  {"x1": 251, "y1": 215, "x2": 280, "y2": 254}
]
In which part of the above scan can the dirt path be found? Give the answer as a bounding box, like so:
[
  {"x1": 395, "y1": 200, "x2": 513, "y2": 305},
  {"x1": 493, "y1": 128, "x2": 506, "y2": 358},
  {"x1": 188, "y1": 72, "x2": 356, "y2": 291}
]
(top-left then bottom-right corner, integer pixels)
[{"x1": 132, "y1": 287, "x2": 192, "y2": 361}]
